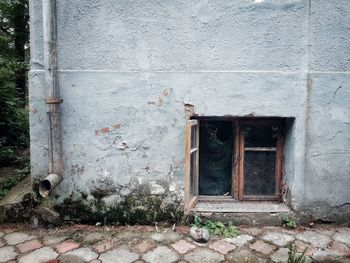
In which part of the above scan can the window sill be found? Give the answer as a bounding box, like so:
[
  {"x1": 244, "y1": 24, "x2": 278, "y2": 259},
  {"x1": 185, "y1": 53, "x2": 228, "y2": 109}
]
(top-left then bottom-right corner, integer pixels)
[{"x1": 191, "y1": 200, "x2": 291, "y2": 213}]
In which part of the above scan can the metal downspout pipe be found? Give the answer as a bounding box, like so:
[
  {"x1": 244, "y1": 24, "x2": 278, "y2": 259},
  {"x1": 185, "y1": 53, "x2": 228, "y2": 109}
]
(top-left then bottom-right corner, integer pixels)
[{"x1": 39, "y1": 0, "x2": 63, "y2": 197}]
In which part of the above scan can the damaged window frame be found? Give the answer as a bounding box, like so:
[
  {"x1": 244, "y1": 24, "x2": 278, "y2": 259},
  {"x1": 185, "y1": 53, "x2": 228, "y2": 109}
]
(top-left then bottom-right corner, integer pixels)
[{"x1": 184, "y1": 117, "x2": 284, "y2": 214}]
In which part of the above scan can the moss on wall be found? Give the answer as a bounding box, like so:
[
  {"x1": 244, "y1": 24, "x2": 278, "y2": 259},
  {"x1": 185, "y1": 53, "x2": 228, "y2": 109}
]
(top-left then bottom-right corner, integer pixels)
[{"x1": 54, "y1": 192, "x2": 184, "y2": 225}]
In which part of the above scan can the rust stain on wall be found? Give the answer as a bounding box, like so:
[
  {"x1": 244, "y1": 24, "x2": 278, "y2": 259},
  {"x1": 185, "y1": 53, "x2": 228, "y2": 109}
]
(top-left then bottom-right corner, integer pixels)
[{"x1": 95, "y1": 127, "x2": 110, "y2": 135}]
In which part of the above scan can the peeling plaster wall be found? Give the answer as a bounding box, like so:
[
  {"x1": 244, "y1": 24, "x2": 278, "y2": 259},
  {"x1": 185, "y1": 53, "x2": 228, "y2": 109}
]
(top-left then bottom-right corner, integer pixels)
[{"x1": 29, "y1": 0, "x2": 350, "y2": 221}]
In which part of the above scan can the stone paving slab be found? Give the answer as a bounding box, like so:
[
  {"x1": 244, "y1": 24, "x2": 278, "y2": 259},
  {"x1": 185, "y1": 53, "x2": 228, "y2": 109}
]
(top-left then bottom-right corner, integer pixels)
[
  {"x1": 295, "y1": 230, "x2": 332, "y2": 248},
  {"x1": 333, "y1": 232, "x2": 350, "y2": 246},
  {"x1": 293, "y1": 240, "x2": 317, "y2": 257},
  {"x1": 209, "y1": 240, "x2": 236, "y2": 254},
  {"x1": 18, "y1": 247, "x2": 58, "y2": 263},
  {"x1": 184, "y1": 247, "x2": 225, "y2": 263},
  {"x1": 0, "y1": 239, "x2": 5, "y2": 248},
  {"x1": 4, "y1": 232, "x2": 36, "y2": 245},
  {"x1": 61, "y1": 247, "x2": 98, "y2": 262},
  {"x1": 142, "y1": 246, "x2": 180, "y2": 263},
  {"x1": 250, "y1": 240, "x2": 277, "y2": 255},
  {"x1": 270, "y1": 247, "x2": 289, "y2": 263},
  {"x1": 261, "y1": 231, "x2": 295, "y2": 247},
  {"x1": 43, "y1": 235, "x2": 68, "y2": 245},
  {"x1": 99, "y1": 246, "x2": 139, "y2": 263},
  {"x1": 171, "y1": 239, "x2": 196, "y2": 254},
  {"x1": 54, "y1": 240, "x2": 80, "y2": 253},
  {"x1": 0, "y1": 224, "x2": 349, "y2": 262},
  {"x1": 92, "y1": 238, "x2": 121, "y2": 253},
  {"x1": 17, "y1": 238, "x2": 43, "y2": 253},
  {"x1": 225, "y1": 234, "x2": 254, "y2": 246},
  {"x1": 226, "y1": 247, "x2": 269, "y2": 263},
  {"x1": 0, "y1": 246, "x2": 18, "y2": 262},
  {"x1": 150, "y1": 231, "x2": 182, "y2": 244}
]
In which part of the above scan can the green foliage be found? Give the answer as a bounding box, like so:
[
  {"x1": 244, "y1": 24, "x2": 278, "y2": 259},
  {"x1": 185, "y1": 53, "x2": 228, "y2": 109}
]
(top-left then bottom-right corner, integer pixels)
[
  {"x1": 282, "y1": 214, "x2": 297, "y2": 229},
  {"x1": 287, "y1": 243, "x2": 309, "y2": 263},
  {"x1": 0, "y1": 0, "x2": 29, "y2": 164},
  {"x1": 192, "y1": 215, "x2": 239, "y2": 238},
  {"x1": 0, "y1": 155, "x2": 30, "y2": 199},
  {"x1": 193, "y1": 214, "x2": 202, "y2": 227},
  {"x1": 0, "y1": 57, "x2": 29, "y2": 163}
]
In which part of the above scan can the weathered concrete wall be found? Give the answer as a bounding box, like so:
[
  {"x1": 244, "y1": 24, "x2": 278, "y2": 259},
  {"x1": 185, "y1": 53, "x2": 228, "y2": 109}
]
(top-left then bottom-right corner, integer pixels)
[{"x1": 29, "y1": 0, "x2": 350, "y2": 222}]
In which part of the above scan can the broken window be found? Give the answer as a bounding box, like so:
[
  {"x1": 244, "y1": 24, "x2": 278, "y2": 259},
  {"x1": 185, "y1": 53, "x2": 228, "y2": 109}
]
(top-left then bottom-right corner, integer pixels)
[
  {"x1": 199, "y1": 121, "x2": 233, "y2": 196},
  {"x1": 184, "y1": 118, "x2": 284, "y2": 214}
]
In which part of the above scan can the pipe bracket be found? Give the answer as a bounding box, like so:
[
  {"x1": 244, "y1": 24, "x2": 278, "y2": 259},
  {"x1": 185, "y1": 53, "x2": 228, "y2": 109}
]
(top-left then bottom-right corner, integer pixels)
[{"x1": 45, "y1": 98, "x2": 63, "y2": 104}]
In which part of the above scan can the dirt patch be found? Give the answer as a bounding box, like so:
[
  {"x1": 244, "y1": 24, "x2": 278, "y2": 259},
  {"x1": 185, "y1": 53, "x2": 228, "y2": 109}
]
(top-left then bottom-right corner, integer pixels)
[{"x1": 0, "y1": 166, "x2": 17, "y2": 180}]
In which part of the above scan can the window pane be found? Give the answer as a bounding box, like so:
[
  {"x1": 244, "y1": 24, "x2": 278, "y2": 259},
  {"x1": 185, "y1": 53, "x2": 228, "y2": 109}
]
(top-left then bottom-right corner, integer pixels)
[
  {"x1": 244, "y1": 151, "x2": 276, "y2": 195},
  {"x1": 199, "y1": 121, "x2": 233, "y2": 195},
  {"x1": 190, "y1": 151, "x2": 197, "y2": 194},
  {"x1": 191, "y1": 125, "x2": 197, "y2": 149},
  {"x1": 244, "y1": 124, "x2": 279, "y2": 147}
]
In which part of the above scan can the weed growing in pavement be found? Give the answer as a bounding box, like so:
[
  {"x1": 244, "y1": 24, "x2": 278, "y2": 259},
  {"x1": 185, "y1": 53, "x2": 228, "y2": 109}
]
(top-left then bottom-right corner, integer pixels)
[
  {"x1": 287, "y1": 243, "x2": 309, "y2": 263},
  {"x1": 192, "y1": 215, "x2": 239, "y2": 238},
  {"x1": 282, "y1": 214, "x2": 297, "y2": 229}
]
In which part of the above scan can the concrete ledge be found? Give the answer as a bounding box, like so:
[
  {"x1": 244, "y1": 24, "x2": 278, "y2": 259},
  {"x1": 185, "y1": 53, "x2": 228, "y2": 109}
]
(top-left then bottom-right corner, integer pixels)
[
  {"x1": 191, "y1": 201, "x2": 293, "y2": 226},
  {"x1": 192, "y1": 201, "x2": 291, "y2": 213}
]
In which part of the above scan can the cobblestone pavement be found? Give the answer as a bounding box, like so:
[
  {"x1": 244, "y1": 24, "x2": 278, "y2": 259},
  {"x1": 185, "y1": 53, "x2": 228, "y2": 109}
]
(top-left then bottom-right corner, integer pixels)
[{"x1": 0, "y1": 224, "x2": 349, "y2": 263}]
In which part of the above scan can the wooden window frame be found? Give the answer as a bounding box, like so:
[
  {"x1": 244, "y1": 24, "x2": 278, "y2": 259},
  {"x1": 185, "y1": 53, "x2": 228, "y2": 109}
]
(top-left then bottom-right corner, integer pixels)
[
  {"x1": 184, "y1": 120, "x2": 199, "y2": 214},
  {"x1": 237, "y1": 119, "x2": 283, "y2": 201},
  {"x1": 184, "y1": 118, "x2": 284, "y2": 214}
]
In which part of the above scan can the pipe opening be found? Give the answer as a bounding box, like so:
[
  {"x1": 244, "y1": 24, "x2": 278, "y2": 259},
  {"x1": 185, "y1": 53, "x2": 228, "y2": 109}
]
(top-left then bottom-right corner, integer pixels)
[
  {"x1": 38, "y1": 173, "x2": 62, "y2": 197},
  {"x1": 39, "y1": 180, "x2": 51, "y2": 197}
]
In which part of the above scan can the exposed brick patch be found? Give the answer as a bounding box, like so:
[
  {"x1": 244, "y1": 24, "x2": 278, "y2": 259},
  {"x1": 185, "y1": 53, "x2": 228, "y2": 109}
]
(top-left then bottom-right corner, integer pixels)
[
  {"x1": 54, "y1": 240, "x2": 80, "y2": 254},
  {"x1": 17, "y1": 239, "x2": 43, "y2": 253},
  {"x1": 249, "y1": 240, "x2": 276, "y2": 255}
]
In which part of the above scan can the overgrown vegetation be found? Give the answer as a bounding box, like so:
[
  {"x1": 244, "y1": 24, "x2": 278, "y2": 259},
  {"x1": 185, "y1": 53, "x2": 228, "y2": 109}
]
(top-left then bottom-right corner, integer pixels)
[
  {"x1": 0, "y1": 155, "x2": 30, "y2": 199},
  {"x1": 192, "y1": 215, "x2": 239, "y2": 238},
  {"x1": 282, "y1": 214, "x2": 298, "y2": 229},
  {"x1": 0, "y1": 0, "x2": 29, "y2": 165}
]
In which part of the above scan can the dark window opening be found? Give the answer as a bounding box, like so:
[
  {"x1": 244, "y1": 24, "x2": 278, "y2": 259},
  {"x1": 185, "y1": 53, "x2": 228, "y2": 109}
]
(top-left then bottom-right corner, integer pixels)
[
  {"x1": 244, "y1": 151, "x2": 276, "y2": 195},
  {"x1": 199, "y1": 121, "x2": 233, "y2": 196},
  {"x1": 184, "y1": 117, "x2": 288, "y2": 214}
]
